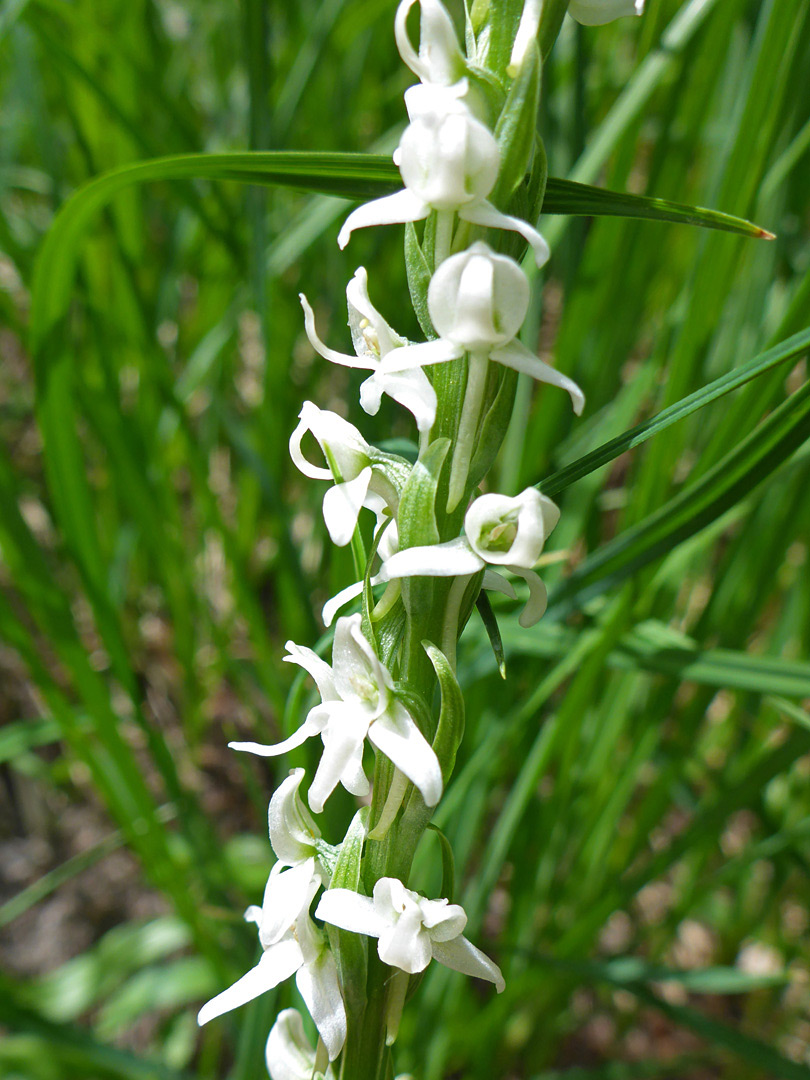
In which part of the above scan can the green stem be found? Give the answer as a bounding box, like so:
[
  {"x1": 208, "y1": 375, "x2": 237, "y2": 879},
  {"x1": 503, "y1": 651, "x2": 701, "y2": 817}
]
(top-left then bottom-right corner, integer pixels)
[{"x1": 447, "y1": 351, "x2": 490, "y2": 511}]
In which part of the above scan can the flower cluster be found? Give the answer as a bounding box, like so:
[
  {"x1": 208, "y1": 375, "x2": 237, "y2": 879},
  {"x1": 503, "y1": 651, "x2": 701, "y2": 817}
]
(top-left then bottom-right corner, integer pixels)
[{"x1": 198, "y1": 0, "x2": 646, "y2": 1076}]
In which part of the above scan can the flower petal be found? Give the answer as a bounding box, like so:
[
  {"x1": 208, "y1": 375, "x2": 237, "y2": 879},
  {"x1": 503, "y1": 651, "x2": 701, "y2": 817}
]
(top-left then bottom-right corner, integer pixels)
[
  {"x1": 481, "y1": 568, "x2": 517, "y2": 599},
  {"x1": 322, "y1": 467, "x2": 372, "y2": 547},
  {"x1": 228, "y1": 714, "x2": 322, "y2": 758},
  {"x1": 490, "y1": 340, "x2": 585, "y2": 415},
  {"x1": 258, "y1": 859, "x2": 321, "y2": 947},
  {"x1": 307, "y1": 703, "x2": 370, "y2": 814},
  {"x1": 394, "y1": 0, "x2": 465, "y2": 85},
  {"x1": 300, "y1": 293, "x2": 372, "y2": 371},
  {"x1": 460, "y1": 201, "x2": 550, "y2": 268},
  {"x1": 295, "y1": 949, "x2": 347, "y2": 1061},
  {"x1": 316, "y1": 888, "x2": 389, "y2": 937},
  {"x1": 265, "y1": 1009, "x2": 328, "y2": 1080},
  {"x1": 378, "y1": 908, "x2": 433, "y2": 974},
  {"x1": 418, "y1": 897, "x2": 467, "y2": 940},
  {"x1": 283, "y1": 642, "x2": 338, "y2": 703},
  {"x1": 367, "y1": 701, "x2": 443, "y2": 808},
  {"x1": 380, "y1": 538, "x2": 484, "y2": 582},
  {"x1": 507, "y1": 565, "x2": 548, "y2": 628},
  {"x1": 338, "y1": 190, "x2": 428, "y2": 249},
  {"x1": 360, "y1": 368, "x2": 437, "y2": 433},
  {"x1": 197, "y1": 937, "x2": 305, "y2": 1025},
  {"x1": 347, "y1": 267, "x2": 404, "y2": 359},
  {"x1": 377, "y1": 337, "x2": 461, "y2": 374},
  {"x1": 268, "y1": 771, "x2": 321, "y2": 867},
  {"x1": 430, "y1": 934, "x2": 505, "y2": 991}
]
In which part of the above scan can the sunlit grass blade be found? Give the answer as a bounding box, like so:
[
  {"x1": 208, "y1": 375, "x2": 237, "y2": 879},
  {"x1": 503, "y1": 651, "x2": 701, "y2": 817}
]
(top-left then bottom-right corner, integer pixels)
[{"x1": 541, "y1": 327, "x2": 810, "y2": 496}]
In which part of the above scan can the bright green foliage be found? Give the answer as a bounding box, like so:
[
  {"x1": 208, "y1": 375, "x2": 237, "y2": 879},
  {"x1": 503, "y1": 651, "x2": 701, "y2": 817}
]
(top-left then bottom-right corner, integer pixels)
[{"x1": 1, "y1": 0, "x2": 810, "y2": 1078}]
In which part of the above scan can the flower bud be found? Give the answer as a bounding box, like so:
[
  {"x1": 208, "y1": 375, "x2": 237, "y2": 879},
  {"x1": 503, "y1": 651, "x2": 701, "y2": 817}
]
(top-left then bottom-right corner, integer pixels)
[{"x1": 428, "y1": 242, "x2": 529, "y2": 351}]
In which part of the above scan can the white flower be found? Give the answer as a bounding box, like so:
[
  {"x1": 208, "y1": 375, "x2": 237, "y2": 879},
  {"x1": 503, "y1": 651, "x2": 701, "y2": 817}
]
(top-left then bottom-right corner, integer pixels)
[
  {"x1": 395, "y1": 0, "x2": 465, "y2": 86},
  {"x1": 265, "y1": 1009, "x2": 335, "y2": 1080},
  {"x1": 316, "y1": 877, "x2": 505, "y2": 991},
  {"x1": 569, "y1": 0, "x2": 644, "y2": 26},
  {"x1": 380, "y1": 488, "x2": 559, "y2": 627},
  {"x1": 289, "y1": 401, "x2": 406, "y2": 546},
  {"x1": 338, "y1": 109, "x2": 550, "y2": 266},
  {"x1": 230, "y1": 615, "x2": 443, "y2": 814},
  {"x1": 380, "y1": 243, "x2": 584, "y2": 413},
  {"x1": 269, "y1": 767, "x2": 323, "y2": 870},
  {"x1": 300, "y1": 270, "x2": 436, "y2": 434},
  {"x1": 198, "y1": 858, "x2": 346, "y2": 1062}
]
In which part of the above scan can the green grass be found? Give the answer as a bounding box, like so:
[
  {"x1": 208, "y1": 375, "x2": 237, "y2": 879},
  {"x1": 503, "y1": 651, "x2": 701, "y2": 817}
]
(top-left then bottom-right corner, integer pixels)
[{"x1": 1, "y1": 0, "x2": 810, "y2": 1077}]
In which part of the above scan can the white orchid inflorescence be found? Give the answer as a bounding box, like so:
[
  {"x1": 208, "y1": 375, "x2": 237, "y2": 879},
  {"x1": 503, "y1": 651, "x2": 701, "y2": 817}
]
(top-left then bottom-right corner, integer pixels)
[{"x1": 198, "y1": 0, "x2": 646, "y2": 1074}]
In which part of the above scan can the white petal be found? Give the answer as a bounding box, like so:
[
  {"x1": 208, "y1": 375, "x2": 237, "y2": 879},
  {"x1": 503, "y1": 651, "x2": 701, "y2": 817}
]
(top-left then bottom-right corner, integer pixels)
[
  {"x1": 295, "y1": 950, "x2": 347, "y2": 1061},
  {"x1": 380, "y1": 538, "x2": 483, "y2": 581},
  {"x1": 339, "y1": 739, "x2": 372, "y2": 798},
  {"x1": 360, "y1": 368, "x2": 437, "y2": 433},
  {"x1": 289, "y1": 402, "x2": 333, "y2": 480},
  {"x1": 428, "y1": 243, "x2": 529, "y2": 349},
  {"x1": 268, "y1": 768, "x2": 321, "y2": 866},
  {"x1": 569, "y1": 0, "x2": 644, "y2": 25},
  {"x1": 283, "y1": 642, "x2": 338, "y2": 703},
  {"x1": 300, "y1": 293, "x2": 372, "y2": 371},
  {"x1": 316, "y1": 888, "x2": 389, "y2": 938},
  {"x1": 322, "y1": 468, "x2": 372, "y2": 547},
  {"x1": 197, "y1": 938, "x2": 304, "y2": 1025},
  {"x1": 395, "y1": 0, "x2": 465, "y2": 85},
  {"x1": 464, "y1": 487, "x2": 559, "y2": 568},
  {"x1": 289, "y1": 401, "x2": 372, "y2": 481},
  {"x1": 265, "y1": 1009, "x2": 326, "y2": 1080},
  {"x1": 347, "y1": 267, "x2": 404, "y2": 359},
  {"x1": 338, "y1": 190, "x2": 429, "y2": 249},
  {"x1": 307, "y1": 703, "x2": 370, "y2": 814},
  {"x1": 482, "y1": 569, "x2": 517, "y2": 598},
  {"x1": 368, "y1": 702, "x2": 443, "y2": 808},
  {"x1": 419, "y1": 897, "x2": 467, "y2": 940},
  {"x1": 460, "y1": 201, "x2": 550, "y2": 268},
  {"x1": 377, "y1": 909, "x2": 432, "y2": 974},
  {"x1": 332, "y1": 614, "x2": 394, "y2": 711},
  {"x1": 228, "y1": 715, "x2": 322, "y2": 758},
  {"x1": 258, "y1": 859, "x2": 320, "y2": 948},
  {"x1": 322, "y1": 580, "x2": 364, "y2": 629},
  {"x1": 430, "y1": 934, "x2": 505, "y2": 992},
  {"x1": 490, "y1": 339, "x2": 585, "y2": 415},
  {"x1": 507, "y1": 565, "x2": 548, "y2": 627},
  {"x1": 378, "y1": 337, "x2": 461, "y2": 374}
]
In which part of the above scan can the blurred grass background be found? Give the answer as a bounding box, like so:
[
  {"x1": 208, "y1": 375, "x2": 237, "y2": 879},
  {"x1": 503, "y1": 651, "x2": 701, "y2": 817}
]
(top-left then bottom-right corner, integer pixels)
[{"x1": 1, "y1": 0, "x2": 810, "y2": 1077}]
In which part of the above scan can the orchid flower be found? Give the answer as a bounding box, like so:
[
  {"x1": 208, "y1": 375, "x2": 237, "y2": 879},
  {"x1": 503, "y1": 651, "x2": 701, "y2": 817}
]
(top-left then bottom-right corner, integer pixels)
[
  {"x1": 300, "y1": 269, "x2": 436, "y2": 435},
  {"x1": 381, "y1": 487, "x2": 560, "y2": 628},
  {"x1": 379, "y1": 244, "x2": 583, "y2": 509},
  {"x1": 289, "y1": 401, "x2": 409, "y2": 546},
  {"x1": 266, "y1": 1009, "x2": 335, "y2": 1080},
  {"x1": 198, "y1": 857, "x2": 346, "y2": 1062},
  {"x1": 337, "y1": 103, "x2": 549, "y2": 266},
  {"x1": 230, "y1": 615, "x2": 442, "y2": 814},
  {"x1": 316, "y1": 877, "x2": 505, "y2": 991},
  {"x1": 570, "y1": 0, "x2": 644, "y2": 25}
]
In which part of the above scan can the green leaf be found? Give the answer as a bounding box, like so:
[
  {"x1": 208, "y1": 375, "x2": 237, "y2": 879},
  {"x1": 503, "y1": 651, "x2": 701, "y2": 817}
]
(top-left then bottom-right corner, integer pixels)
[
  {"x1": 422, "y1": 640, "x2": 466, "y2": 785},
  {"x1": 475, "y1": 589, "x2": 507, "y2": 679},
  {"x1": 541, "y1": 327, "x2": 810, "y2": 496},
  {"x1": 549, "y1": 380, "x2": 810, "y2": 614},
  {"x1": 491, "y1": 41, "x2": 541, "y2": 205},
  {"x1": 426, "y1": 823, "x2": 457, "y2": 903}
]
